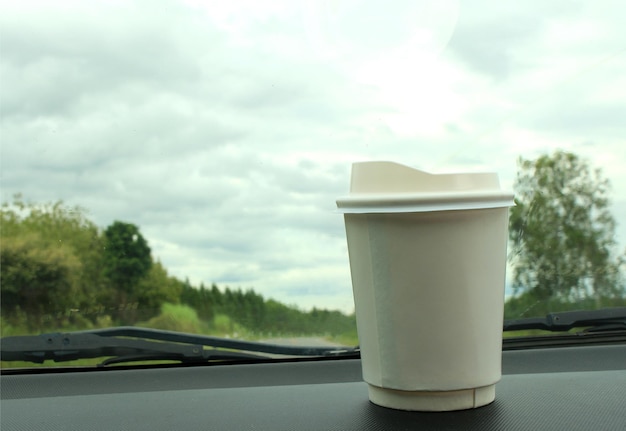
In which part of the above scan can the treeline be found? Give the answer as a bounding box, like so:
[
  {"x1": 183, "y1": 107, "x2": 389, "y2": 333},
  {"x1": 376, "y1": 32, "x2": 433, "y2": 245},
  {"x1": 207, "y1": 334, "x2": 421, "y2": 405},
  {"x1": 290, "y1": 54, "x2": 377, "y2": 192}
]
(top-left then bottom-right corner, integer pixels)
[
  {"x1": 180, "y1": 282, "x2": 355, "y2": 335},
  {"x1": 0, "y1": 195, "x2": 355, "y2": 338}
]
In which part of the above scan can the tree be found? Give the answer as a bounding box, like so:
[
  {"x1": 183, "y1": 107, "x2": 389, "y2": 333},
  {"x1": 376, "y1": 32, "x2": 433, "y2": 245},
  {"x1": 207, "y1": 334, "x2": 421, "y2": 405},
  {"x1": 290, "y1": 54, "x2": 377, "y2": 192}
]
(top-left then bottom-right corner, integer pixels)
[
  {"x1": 132, "y1": 261, "x2": 184, "y2": 321},
  {"x1": 0, "y1": 233, "x2": 82, "y2": 329},
  {"x1": 103, "y1": 221, "x2": 152, "y2": 296},
  {"x1": 509, "y1": 150, "x2": 624, "y2": 312},
  {"x1": 1, "y1": 196, "x2": 105, "y2": 327}
]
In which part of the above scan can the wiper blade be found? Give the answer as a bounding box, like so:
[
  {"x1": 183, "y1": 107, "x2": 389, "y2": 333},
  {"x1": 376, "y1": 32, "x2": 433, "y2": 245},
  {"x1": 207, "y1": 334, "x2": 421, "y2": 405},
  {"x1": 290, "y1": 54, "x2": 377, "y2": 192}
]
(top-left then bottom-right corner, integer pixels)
[
  {"x1": 0, "y1": 326, "x2": 356, "y2": 366},
  {"x1": 503, "y1": 307, "x2": 626, "y2": 332},
  {"x1": 0, "y1": 332, "x2": 267, "y2": 365}
]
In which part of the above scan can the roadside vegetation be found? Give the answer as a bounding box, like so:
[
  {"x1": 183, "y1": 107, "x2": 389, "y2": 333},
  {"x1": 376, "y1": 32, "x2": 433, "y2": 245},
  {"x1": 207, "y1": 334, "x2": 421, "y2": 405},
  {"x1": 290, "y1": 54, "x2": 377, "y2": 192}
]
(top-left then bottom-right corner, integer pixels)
[
  {"x1": 505, "y1": 150, "x2": 626, "y2": 318},
  {"x1": 2, "y1": 151, "x2": 625, "y2": 365},
  {"x1": 0, "y1": 195, "x2": 357, "y2": 346}
]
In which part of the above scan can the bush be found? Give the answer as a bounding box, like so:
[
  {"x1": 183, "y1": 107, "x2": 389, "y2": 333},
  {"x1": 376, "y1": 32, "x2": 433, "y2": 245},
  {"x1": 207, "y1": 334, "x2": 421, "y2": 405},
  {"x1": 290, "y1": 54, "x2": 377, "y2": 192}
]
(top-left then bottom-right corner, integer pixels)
[{"x1": 139, "y1": 303, "x2": 204, "y2": 334}]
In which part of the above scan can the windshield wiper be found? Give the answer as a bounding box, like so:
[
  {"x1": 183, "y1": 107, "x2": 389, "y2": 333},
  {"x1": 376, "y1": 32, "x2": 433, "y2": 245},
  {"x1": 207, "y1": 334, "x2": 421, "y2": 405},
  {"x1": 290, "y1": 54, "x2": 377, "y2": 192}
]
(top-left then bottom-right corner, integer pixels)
[
  {"x1": 1, "y1": 326, "x2": 358, "y2": 366},
  {"x1": 7, "y1": 309, "x2": 622, "y2": 366},
  {"x1": 503, "y1": 307, "x2": 626, "y2": 332}
]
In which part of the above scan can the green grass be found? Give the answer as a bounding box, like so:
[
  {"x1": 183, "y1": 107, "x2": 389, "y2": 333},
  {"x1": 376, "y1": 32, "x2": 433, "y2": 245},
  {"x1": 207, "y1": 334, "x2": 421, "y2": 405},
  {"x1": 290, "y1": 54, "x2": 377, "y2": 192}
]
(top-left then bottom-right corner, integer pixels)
[
  {"x1": 503, "y1": 329, "x2": 560, "y2": 338},
  {"x1": 328, "y1": 331, "x2": 359, "y2": 347},
  {"x1": 138, "y1": 303, "x2": 206, "y2": 334}
]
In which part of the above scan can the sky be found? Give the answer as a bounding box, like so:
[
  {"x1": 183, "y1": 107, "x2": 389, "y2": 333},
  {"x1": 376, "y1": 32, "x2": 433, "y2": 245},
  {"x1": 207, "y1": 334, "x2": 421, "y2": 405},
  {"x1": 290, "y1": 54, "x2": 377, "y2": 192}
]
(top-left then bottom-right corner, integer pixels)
[{"x1": 2, "y1": 0, "x2": 626, "y2": 313}]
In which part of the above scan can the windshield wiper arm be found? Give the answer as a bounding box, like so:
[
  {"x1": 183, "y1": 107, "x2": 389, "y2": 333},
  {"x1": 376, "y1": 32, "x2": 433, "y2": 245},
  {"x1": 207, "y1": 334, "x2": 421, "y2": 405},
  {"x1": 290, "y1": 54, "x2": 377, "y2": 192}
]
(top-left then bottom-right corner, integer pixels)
[
  {"x1": 1, "y1": 326, "x2": 357, "y2": 366},
  {"x1": 503, "y1": 307, "x2": 626, "y2": 332},
  {"x1": 0, "y1": 332, "x2": 267, "y2": 365}
]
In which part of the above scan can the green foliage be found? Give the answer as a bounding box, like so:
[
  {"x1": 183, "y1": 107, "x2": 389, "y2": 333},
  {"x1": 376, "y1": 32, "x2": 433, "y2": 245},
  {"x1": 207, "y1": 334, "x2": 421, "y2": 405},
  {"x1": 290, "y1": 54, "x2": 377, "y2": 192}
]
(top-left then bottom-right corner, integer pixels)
[
  {"x1": 139, "y1": 303, "x2": 204, "y2": 334},
  {"x1": 329, "y1": 329, "x2": 359, "y2": 347},
  {"x1": 508, "y1": 151, "x2": 625, "y2": 317},
  {"x1": 131, "y1": 262, "x2": 184, "y2": 321},
  {"x1": 1, "y1": 196, "x2": 103, "y2": 329},
  {"x1": 180, "y1": 283, "x2": 357, "y2": 338},
  {"x1": 0, "y1": 196, "x2": 182, "y2": 329},
  {"x1": 180, "y1": 282, "x2": 219, "y2": 322},
  {"x1": 99, "y1": 221, "x2": 155, "y2": 323},
  {"x1": 504, "y1": 289, "x2": 626, "y2": 320},
  {"x1": 103, "y1": 221, "x2": 152, "y2": 295},
  {"x1": 211, "y1": 313, "x2": 235, "y2": 334},
  {"x1": 1, "y1": 195, "x2": 357, "y2": 344},
  {"x1": 0, "y1": 233, "x2": 81, "y2": 328}
]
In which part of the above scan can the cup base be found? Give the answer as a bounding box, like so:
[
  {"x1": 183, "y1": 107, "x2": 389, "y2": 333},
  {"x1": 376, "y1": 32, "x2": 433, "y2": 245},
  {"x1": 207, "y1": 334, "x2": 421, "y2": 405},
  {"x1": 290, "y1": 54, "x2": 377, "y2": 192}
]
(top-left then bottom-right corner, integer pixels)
[{"x1": 368, "y1": 383, "x2": 496, "y2": 412}]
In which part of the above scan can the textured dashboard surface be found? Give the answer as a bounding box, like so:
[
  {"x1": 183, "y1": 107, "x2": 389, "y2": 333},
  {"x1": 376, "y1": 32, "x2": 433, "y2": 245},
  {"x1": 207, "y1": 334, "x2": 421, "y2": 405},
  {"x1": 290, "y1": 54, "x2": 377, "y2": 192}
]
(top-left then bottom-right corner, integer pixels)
[{"x1": 2, "y1": 345, "x2": 626, "y2": 431}]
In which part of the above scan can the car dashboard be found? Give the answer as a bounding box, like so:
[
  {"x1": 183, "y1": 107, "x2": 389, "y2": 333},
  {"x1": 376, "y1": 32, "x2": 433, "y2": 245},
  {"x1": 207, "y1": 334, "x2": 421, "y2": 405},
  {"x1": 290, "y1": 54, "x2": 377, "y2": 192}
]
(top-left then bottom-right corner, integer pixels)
[{"x1": 1, "y1": 343, "x2": 625, "y2": 430}]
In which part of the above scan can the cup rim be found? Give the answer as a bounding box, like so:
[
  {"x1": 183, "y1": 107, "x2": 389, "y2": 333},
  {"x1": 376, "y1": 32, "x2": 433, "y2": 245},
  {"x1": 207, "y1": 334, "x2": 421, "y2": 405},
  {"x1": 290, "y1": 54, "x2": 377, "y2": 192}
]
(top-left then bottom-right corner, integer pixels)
[{"x1": 336, "y1": 190, "x2": 515, "y2": 214}]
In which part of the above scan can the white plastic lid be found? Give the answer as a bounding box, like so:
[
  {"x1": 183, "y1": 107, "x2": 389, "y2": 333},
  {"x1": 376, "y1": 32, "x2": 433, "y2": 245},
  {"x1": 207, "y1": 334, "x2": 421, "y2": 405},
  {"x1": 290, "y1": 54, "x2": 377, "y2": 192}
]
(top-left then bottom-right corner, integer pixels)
[{"x1": 336, "y1": 161, "x2": 515, "y2": 213}]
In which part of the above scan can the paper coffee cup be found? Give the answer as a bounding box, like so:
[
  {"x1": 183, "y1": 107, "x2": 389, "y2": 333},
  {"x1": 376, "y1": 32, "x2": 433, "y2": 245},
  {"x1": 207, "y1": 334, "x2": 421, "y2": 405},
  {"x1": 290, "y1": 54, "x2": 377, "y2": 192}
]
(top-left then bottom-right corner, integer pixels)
[{"x1": 336, "y1": 161, "x2": 514, "y2": 412}]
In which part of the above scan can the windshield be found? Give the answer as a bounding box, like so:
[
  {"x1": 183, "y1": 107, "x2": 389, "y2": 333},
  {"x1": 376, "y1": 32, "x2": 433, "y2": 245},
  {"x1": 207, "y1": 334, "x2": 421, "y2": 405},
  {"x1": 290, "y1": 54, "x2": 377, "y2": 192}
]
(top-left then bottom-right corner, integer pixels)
[{"x1": 1, "y1": 0, "x2": 625, "y2": 368}]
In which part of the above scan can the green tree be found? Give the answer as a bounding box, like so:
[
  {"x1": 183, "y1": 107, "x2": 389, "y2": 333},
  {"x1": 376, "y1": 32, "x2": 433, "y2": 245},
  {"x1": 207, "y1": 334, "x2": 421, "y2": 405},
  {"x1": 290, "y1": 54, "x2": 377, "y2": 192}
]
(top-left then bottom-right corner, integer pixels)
[
  {"x1": 132, "y1": 261, "x2": 183, "y2": 321},
  {"x1": 509, "y1": 150, "x2": 624, "y2": 315},
  {"x1": 0, "y1": 233, "x2": 82, "y2": 329},
  {"x1": 103, "y1": 221, "x2": 152, "y2": 296},
  {"x1": 1, "y1": 196, "x2": 105, "y2": 327}
]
